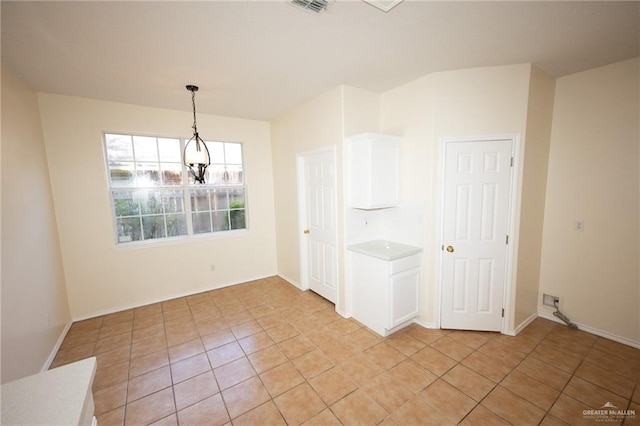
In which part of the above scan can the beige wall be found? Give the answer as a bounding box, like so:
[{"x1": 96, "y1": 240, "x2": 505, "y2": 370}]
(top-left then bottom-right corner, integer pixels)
[
  {"x1": 343, "y1": 86, "x2": 381, "y2": 137},
  {"x1": 270, "y1": 86, "x2": 346, "y2": 309},
  {"x1": 514, "y1": 66, "x2": 555, "y2": 327},
  {"x1": 38, "y1": 94, "x2": 277, "y2": 319},
  {"x1": 1, "y1": 66, "x2": 72, "y2": 382},
  {"x1": 380, "y1": 74, "x2": 435, "y2": 324},
  {"x1": 5, "y1": 55, "x2": 638, "y2": 386},
  {"x1": 381, "y1": 64, "x2": 533, "y2": 329},
  {"x1": 540, "y1": 58, "x2": 640, "y2": 344}
]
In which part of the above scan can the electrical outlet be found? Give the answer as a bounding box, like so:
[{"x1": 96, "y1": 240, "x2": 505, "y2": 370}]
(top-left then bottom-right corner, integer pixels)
[
  {"x1": 575, "y1": 220, "x2": 584, "y2": 231},
  {"x1": 542, "y1": 293, "x2": 559, "y2": 307},
  {"x1": 210, "y1": 264, "x2": 216, "y2": 272}
]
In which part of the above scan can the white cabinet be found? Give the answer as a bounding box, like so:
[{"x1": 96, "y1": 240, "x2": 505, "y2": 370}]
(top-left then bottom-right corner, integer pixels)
[
  {"x1": 346, "y1": 133, "x2": 401, "y2": 209},
  {"x1": 349, "y1": 248, "x2": 420, "y2": 336}
]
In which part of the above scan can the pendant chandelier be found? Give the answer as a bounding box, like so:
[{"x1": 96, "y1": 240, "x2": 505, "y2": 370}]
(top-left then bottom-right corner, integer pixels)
[{"x1": 183, "y1": 85, "x2": 211, "y2": 184}]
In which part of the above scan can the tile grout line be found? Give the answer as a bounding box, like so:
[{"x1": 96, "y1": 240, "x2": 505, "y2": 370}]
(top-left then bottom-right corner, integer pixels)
[
  {"x1": 536, "y1": 332, "x2": 600, "y2": 425},
  {"x1": 56, "y1": 282, "x2": 639, "y2": 426}
]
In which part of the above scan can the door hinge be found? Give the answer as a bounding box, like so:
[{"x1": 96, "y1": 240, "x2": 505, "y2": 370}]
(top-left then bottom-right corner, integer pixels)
[
  {"x1": 510, "y1": 157, "x2": 514, "y2": 167},
  {"x1": 501, "y1": 308, "x2": 505, "y2": 317},
  {"x1": 506, "y1": 235, "x2": 509, "y2": 244}
]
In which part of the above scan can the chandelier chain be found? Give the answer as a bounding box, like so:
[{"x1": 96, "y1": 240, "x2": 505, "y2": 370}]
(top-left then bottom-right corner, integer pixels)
[{"x1": 191, "y1": 89, "x2": 198, "y2": 134}]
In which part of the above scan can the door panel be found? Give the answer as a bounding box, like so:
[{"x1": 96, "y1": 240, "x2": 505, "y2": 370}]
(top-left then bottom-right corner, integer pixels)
[
  {"x1": 302, "y1": 149, "x2": 337, "y2": 303},
  {"x1": 441, "y1": 139, "x2": 512, "y2": 331}
]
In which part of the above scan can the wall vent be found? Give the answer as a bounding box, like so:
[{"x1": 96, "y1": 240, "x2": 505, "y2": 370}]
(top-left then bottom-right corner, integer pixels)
[{"x1": 291, "y1": 0, "x2": 331, "y2": 14}]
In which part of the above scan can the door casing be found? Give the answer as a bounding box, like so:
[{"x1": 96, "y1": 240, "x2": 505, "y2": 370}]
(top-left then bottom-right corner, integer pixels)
[{"x1": 436, "y1": 134, "x2": 521, "y2": 335}]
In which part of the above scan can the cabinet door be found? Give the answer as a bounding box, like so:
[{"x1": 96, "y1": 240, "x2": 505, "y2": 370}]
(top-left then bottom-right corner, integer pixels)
[
  {"x1": 347, "y1": 133, "x2": 401, "y2": 209},
  {"x1": 389, "y1": 268, "x2": 419, "y2": 328},
  {"x1": 369, "y1": 138, "x2": 400, "y2": 207},
  {"x1": 350, "y1": 252, "x2": 389, "y2": 336}
]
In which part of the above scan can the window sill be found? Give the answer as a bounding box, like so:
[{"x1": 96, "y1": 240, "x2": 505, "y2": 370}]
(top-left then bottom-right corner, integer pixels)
[{"x1": 111, "y1": 229, "x2": 250, "y2": 252}]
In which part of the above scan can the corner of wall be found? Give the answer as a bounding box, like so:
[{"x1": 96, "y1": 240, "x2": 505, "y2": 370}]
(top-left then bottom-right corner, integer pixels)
[
  {"x1": 539, "y1": 58, "x2": 639, "y2": 344},
  {"x1": 512, "y1": 64, "x2": 556, "y2": 328},
  {"x1": 1, "y1": 65, "x2": 73, "y2": 382}
]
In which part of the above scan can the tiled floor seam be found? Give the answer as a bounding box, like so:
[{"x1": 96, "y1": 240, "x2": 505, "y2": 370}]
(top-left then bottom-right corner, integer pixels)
[
  {"x1": 535, "y1": 334, "x2": 604, "y2": 425},
  {"x1": 397, "y1": 333, "x2": 496, "y2": 425},
  {"x1": 512, "y1": 326, "x2": 569, "y2": 425},
  {"x1": 53, "y1": 280, "x2": 640, "y2": 426},
  {"x1": 623, "y1": 387, "x2": 636, "y2": 426},
  {"x1": 456, "y1": 325, "x2": 555, "y2": 425},
  {"x1": 453, "y1": 356, "x2": 508, "y2": 424}
]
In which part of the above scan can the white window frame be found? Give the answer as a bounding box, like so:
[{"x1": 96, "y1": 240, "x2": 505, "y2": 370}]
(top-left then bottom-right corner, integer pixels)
[{"x1": 103, "y1": 132, "x2": 248, "y2": 247}]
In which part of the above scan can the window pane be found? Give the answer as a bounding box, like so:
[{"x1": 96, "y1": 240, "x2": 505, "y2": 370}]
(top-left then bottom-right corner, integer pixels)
[
  {"x1": 166, "y1": 214, "x2": 187, "y2": 237},
  {"x1": 206, "y1": 165, "x2": 227, "y2": 184},
  {"x1": 227, "y1": 164, "x2": 244, "y2": 185},
  {"x1": 192, "y1": 212, "x2": 212, "y2": 234},
  {"x1": 113, "y1": 191, "x2": 140, "y2": 217},
  {"x1": 116, "y1": 217, "x2": 142, "y2": 242},
  {"x1": 229, "y1": 189, "x2": 245, "y2": 230},
  {"x1": 230, "y1": 208, "x2": 245, "y2": 230},
  {"x1": 109, "y1": 162, "x2": 135, "y2": 187},
  {"x1": 106, "y1": 134, "x2": 134, "y2": 161},
  {"x1": 190, "y1": 189, "x2": 210, "y2": 212},
  {"x1": 229, "y1": 188, "x2": 245, "y2": 206},
  {"x1": 210, "y1": 189, "x2": 229, "y2": 211},
  {"x1": 158, "y1": 138, "x2": 181, "y2": 162},
  {"x1": 136, "y1": 163, "x2": 161, "y2": 187},
  {"x1": 161, "y1": 163, "x2": 183, "y2": 186},
  {"x1": 133, "y1": 136, "x2": 158, "y2": 161},
  {"x1": 142, "y1": 215, "x2": 166, "y2": 239},
  {"x1": 139, "y1": 191, "x2": 163, "y2": 215},
  {"x1": 162, "y1": 190, "x2": 185, "y2": 213},
  {"x1": 226, "y1": 165, "x2": 244, "y2": 184},
  {"x1": 206, "y1": 141, "x2": 225, "y2": 164},
  {"x1": 225, "y1": 143, "x2": 243, "y2": 164},
  {"x1": 212, "y1": 211, "x2": 230, "y2": 232},
  {"x1": 105, "y1": 133, "x2": 248, "y2": 244}
]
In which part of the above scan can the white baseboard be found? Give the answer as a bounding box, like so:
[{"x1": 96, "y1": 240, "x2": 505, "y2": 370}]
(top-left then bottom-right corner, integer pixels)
[
  {"x1": 508, "y1": 312, "x2": 538, "y2": 336},
  {"x1": 72, "y1": 274, "x2": 277, "y2": 322},
  {"x1": 335, "y1": 308, "x2": 350, "y2": 318},
  {"x1": 42, "y1": 320, "x2": 73, "y2": 372},
  {"x1": 413, "y1": 318, "x2": 438, "y2": 329},
  {"x1": 276, "y1": 273, "x2": 303, "y2": 291},
  {"x1": 44, "y1": 274, "x2": 309, "y2": 372},
  {"x1": 538, "y1": 311, "x2": 640, "y2": 349}
]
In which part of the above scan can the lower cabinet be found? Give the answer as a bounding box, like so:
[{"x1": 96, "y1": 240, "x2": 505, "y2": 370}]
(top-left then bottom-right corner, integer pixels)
[
  {"x1": 350, "y1": 252, "x2": 420, "y2": 336},
  {"x1": 1, "y1": 357, "x2": 96, "y2": 425}
]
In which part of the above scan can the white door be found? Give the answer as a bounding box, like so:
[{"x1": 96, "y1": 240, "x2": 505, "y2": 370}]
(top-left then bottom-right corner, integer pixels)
[
  {"x1": 440, "y1": 139, "x2": 513, "y2": 331},
  {"x1": 300, "y1": 148, "x2": 337, "y2": 303}
]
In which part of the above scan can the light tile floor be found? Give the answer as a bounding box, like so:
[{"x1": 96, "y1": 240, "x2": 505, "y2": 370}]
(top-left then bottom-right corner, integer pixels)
[{"x1": 51, "y1": 276, "x2": 640, "y2": 425}]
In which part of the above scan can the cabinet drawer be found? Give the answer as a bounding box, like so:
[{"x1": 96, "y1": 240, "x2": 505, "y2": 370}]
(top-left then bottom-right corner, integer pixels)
[{"x1": 390, "y1": 254, "x2": 420, "y2": 274}]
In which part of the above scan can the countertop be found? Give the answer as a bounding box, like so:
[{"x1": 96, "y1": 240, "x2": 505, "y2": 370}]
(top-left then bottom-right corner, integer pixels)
[
  {"x1": 1, "y1": 357, "x2": 97, "y2": 426},
  {"x1": 348, "y1": 239, "x2": 422, "y2": 261}
]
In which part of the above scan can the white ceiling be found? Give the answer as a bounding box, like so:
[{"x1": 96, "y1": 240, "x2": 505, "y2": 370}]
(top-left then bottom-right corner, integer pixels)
[{"x1": 2, "y1": 1, "x2": 639, "y2": 121}]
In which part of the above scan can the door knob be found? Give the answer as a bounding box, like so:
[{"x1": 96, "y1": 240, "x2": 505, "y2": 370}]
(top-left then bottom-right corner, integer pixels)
[
  {"x1": 303, "y1": 229, "x2": 310, "y2": 234},
  {"x1": 446, "y1": 245, "x2": 454, "y2": 253}
]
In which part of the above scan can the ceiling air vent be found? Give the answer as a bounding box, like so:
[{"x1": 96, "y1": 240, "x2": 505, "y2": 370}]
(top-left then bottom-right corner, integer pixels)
[
  {"x1": 362, "y1": 0, "x2": 404, "y2": 12},
  {"x1": 291, "y1": 0, "x2": 331, "y2": 14}
]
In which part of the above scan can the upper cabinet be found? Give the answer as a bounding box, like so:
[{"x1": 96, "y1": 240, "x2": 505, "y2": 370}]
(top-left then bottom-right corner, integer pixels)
[{"x1": 346, "y1": 133, "x2": 401, "y2": 209}]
